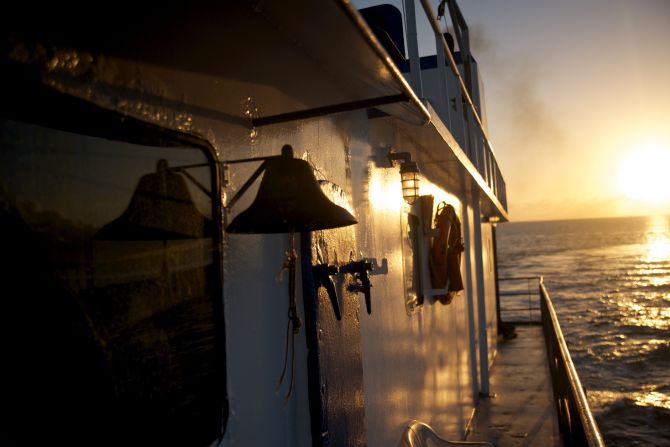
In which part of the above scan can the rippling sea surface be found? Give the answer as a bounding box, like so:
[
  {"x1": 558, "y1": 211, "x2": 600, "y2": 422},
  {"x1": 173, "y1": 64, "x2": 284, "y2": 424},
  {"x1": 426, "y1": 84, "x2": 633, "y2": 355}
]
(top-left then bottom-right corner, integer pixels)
[{"x1": 496, "y1": 215, "x2": 670, "y2": 447}]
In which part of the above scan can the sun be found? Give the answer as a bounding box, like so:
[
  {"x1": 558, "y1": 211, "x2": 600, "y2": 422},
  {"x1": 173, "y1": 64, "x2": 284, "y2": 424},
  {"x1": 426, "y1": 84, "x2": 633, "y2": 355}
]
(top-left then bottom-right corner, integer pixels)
[{"x1": 618, "y1": 144, "x2": 670, "y2": 202}]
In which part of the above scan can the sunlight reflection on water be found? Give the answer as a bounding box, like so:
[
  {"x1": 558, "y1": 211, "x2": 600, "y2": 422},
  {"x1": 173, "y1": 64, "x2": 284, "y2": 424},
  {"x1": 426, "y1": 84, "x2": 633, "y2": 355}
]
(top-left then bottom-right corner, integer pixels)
[
  {"x1": 614, "y1": 216, "x2": 670, "y2": 330},
  {"x1": 634, "y1": 391, "x2": 670, "y2": 410},
  {"x1": 645, "y1": 238, "x2": 670, "y2": 263},
  {"x1": 497, "y1": 215, "x2": 670, "y2": 446},
  {"x1": 617, "y1": 297, "x2": 670, "y2": 330},
  {"x1": 644, "y1": 215, "x2": 670, "y2": 263}
]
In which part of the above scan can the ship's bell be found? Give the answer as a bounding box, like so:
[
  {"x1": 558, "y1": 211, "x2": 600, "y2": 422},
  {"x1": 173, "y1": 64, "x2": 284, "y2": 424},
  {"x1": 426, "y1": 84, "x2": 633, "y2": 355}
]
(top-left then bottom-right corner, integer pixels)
[{"x1": 226, "y1": 145, "x2": 357, "y2": 234}]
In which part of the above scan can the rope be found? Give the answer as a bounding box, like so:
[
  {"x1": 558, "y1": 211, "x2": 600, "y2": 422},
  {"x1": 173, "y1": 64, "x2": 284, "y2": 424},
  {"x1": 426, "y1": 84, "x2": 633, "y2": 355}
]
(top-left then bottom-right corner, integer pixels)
[{"x1": 275, "y1": 233, "x2": 301, "y2": 403}]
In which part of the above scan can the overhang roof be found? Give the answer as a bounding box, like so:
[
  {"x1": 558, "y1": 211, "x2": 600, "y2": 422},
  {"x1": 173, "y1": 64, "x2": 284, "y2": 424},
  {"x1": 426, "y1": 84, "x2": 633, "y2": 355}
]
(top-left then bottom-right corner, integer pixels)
[
  {"x1": 3, "y1": 0, "x2": 429, "y2": 126},
  {"x1": 381, "y1": 102, "x2": 509, "y2": 221}
]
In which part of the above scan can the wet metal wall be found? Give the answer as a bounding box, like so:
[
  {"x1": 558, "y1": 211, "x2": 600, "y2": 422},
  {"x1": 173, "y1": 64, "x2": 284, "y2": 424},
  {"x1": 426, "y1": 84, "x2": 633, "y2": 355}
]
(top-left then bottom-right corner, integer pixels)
[{"x1": 19, "y1": 49, "x2": 500, "y2": 447}]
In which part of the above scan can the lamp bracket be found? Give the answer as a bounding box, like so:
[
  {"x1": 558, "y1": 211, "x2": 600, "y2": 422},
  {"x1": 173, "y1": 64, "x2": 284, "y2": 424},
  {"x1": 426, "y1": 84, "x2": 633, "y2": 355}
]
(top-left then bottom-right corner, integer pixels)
[{"x1": 388, "y1": 151, "x2": 413, "y2": 166}]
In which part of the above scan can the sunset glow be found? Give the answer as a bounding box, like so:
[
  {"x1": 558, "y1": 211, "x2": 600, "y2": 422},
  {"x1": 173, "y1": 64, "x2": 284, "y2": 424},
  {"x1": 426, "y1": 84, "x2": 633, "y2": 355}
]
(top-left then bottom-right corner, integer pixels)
[{"x1": 618, "y1": 144, "x2": 670, "y2": 203}]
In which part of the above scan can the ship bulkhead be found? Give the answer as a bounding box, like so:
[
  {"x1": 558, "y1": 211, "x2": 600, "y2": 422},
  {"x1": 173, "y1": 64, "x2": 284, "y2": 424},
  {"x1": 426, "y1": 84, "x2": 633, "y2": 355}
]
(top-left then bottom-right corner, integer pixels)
[{"x1": 1, "y1": 1, "x2": 508, "y2": 446}]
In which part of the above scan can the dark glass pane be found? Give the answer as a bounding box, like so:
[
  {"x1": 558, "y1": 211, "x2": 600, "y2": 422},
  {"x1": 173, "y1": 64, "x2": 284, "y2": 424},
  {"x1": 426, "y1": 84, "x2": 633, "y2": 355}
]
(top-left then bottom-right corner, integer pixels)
[{"x1": 1, "y1": 120, "x2": 224, "y2": 446}]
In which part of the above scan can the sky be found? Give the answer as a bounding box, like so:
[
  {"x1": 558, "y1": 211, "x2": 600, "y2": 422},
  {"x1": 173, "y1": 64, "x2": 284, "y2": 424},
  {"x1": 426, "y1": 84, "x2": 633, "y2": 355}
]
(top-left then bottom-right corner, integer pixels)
[{"x1": 355, "y1": 0, "x2": 670, "y2": 221}]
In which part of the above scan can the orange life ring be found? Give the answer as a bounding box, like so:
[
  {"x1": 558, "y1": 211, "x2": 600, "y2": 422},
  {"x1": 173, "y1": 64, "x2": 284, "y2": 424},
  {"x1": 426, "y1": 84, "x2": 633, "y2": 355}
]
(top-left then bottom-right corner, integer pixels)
[{"x1": 429, "y1": 202, "x2": 465, "y2": 305}]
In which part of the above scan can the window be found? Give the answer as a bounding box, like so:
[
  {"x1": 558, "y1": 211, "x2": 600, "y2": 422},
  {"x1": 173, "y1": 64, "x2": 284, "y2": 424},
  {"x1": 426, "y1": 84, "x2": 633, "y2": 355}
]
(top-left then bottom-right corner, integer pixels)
[{"x1": 1, "y1": 97, "x2": 226, "y2": 445}]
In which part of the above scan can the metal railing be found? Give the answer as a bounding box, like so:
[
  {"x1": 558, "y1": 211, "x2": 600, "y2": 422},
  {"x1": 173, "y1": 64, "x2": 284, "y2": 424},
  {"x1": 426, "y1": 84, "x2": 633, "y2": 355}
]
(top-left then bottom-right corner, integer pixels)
[
  {"x1": 365, "y1": 0, "x2": 508, "y2": 210},
  {"x1": 417, "y1": 0, "x2": 507, "y2": 210},
  {"x1": 499, "y1": 277, "x2": 605, "y2": 447},
  {"x1": 498, "y1": 276, "x2": 542, "y2": 324},
  {"x1": 539, "y1": 281, "x2": 605, "y2": 447}
]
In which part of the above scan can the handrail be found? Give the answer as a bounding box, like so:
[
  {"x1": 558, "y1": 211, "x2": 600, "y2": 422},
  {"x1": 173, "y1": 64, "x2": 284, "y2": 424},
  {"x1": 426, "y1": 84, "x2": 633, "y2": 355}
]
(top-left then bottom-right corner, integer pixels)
[
  {"x1": 539, "y1": 281, "x2": 605, "y2": 447},
  {"x1": 398, "y1": 420, "x2": 493, "y2": 447},
  {"x1": 497, "y1": 277, "x2": 605, "y2": 446}
]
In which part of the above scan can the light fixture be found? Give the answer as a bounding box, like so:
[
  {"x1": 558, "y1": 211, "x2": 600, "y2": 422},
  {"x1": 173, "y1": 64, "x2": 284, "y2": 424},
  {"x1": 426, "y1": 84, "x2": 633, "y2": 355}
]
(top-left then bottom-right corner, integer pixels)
[
  {"x1": 224, "y1": 144, "x2": 357, "y2": 234},
  {"x1": 388, "y1": 151, "x2": 420, "y2": 205}
]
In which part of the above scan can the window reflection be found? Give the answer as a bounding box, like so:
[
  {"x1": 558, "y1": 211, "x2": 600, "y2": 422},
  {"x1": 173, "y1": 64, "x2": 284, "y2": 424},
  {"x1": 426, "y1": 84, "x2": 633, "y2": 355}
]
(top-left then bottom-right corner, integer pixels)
[{"x1": 1, "y1": 120, "x2": 224, "y2": 445}]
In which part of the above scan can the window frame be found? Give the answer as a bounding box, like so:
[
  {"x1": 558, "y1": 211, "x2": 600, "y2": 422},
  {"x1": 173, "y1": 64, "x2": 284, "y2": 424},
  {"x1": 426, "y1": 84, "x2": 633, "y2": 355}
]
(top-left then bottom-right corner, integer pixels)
[{"x1": 2, "y1": 73, "x2": 229, "y2": 441}]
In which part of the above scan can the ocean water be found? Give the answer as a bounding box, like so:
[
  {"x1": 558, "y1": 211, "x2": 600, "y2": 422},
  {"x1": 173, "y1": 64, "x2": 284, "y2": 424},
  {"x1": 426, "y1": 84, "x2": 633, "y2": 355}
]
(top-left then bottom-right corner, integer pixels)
[{"x1": 496, "y1": 215, "x2": 670, "y2": 447}]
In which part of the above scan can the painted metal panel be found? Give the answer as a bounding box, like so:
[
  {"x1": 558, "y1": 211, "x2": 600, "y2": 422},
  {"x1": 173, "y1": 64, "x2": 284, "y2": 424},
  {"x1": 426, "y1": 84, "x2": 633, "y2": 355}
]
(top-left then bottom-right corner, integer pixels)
[
  {"x1": 354, "y1": 129, "x2": 477, "y2": 444},
  {"x1": 302, "y1": 227, "x2": 367, "y2": 447},
  {"x1": 220, "y1": 118, "x2": 361, "y2": 446},
  {"x1": 4, "y1": 24, "x2": 504, "y2": 446}
]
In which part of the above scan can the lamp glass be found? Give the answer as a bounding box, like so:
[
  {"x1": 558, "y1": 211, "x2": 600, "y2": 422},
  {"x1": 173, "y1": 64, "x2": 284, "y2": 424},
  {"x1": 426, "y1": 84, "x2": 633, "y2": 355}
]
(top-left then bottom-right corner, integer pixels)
[{"x1": 400, "y1": 171, "x2": 419, "y2": 204}]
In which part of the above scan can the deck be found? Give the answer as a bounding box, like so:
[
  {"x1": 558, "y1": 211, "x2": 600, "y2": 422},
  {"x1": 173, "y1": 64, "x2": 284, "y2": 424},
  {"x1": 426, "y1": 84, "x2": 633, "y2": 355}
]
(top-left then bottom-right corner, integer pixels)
[{"x1": 466, "y1": 325, "x2": 561, "y2": 446}]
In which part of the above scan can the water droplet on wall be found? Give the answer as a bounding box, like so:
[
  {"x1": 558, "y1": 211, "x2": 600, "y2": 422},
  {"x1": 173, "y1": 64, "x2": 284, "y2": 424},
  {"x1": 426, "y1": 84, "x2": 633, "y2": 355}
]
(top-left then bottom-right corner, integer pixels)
[{"x1": 249, "y1": 127, "x2": 258, "y2": 143}]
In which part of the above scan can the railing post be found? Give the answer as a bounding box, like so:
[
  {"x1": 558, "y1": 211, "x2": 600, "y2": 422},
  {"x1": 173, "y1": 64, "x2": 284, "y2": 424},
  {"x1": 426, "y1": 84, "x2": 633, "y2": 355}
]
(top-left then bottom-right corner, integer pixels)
[
  {"x1": 492, "y1": 224, "x2": 501, "y2": 336},
  {"x1": 472, "y1": 190, "x2": 490, "y2": 396},
  {"x1": 434, "y1": 30, "x2": 450, "y2": 125},
  {"x1": 461, "y1": 194, "x2": 480, "y2": 401},
  {"x1": 403, "y1": 0, "x2": 423, "y2": 97}
]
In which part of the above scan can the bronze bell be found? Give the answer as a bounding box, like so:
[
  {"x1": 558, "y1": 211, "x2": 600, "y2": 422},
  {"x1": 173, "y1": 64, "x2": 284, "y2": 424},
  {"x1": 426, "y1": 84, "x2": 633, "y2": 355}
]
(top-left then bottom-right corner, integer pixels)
[{"x1": 226, "y1": 145, "x2": 357, "y2": 234}]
